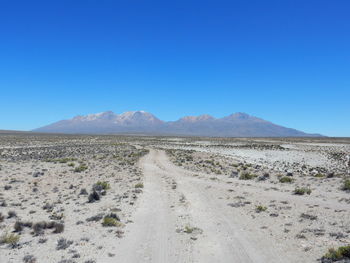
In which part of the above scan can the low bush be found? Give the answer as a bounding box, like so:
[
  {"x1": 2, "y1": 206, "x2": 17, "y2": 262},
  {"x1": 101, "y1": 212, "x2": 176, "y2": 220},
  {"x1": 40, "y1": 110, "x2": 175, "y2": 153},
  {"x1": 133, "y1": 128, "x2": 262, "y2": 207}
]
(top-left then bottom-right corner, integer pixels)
[
  {"x1": 135, "y1": 182, "x2": 144, "y2": 188},
  {"x1": 58, "y1": 158, "x2": 76, "y2": 163},
  {"x1": 183, "y1": 225, "x2": 202, "y2": 235},
  {"x1": 256, "y1": 205, "x2": 267, "y2": 213},
  {"x1": 56, "y1": 238, "x2": 73, "y2": 250},
  {"x1": 184, "y1": 226, "x2": 195, "y2": 234},
  {"x1": 102, "y1": 215, "x2": 121, "y2": 227},
  {"x1": 88, "y1": 190, "x2": 100, "y2": 203},
  {"x1": 294, "y1": 187, "x2": 312, "y2": 195},
  {"x1": 23, "y1": 255, "x2": 37, "y2": 263},
  {"x1": 32, "y1": 221, "x2": 64, "y2": 235},
  {"x1": 300, "y1": 213, "x2": 317, "y2": 221},
  {"x1": 342, "y1": 179, "x2": 350, "y2": 191},
  {"x1": 79, "y1": 188, "x2": 88, "y2": 195},
  {"x1": 46, "y1": 157, "x2": 77, "y2": 163},
  {"x1": 74, "y1": 164, "x2": 88, "y2": 173},
  {"x1": 8, "y1": 210, "x2": 17, "y2": 218},
  {"x1": 321, "y1": 245, "x2": 350, "y2": 262},
  {"x1": 0, "y1": 232, "x2": 20, "y2": 246},
  {"x1": 14, "y1": 221, "x2": 23, "y2": 232},
  {"x1": 14, "y1": 221, "x2": 33, "y2": 232},
  {"x1": 32, "y1": 221, "x2": 47, "y2": 235},
  {"x1": 86, "y1": 213, "x2": 104, "y2": 222},
  {"x1": 95, "y1": 181, "x2": 110, "y2": 190},
  {"x1": 49, "y1": 212, "x2": 64, "y2": 220},
  {"x1": 53, "y1": 222, "x2": 64, "y2": 233},
  {"x1": 239, "y1": 172, "x2": 257, "y2": 180},
  {"x1": 279, "y1": 176, "x2": 293, "y2": 183},
  {"x1": 314, "y1": 173, "x2": 325, "y2": 178}
]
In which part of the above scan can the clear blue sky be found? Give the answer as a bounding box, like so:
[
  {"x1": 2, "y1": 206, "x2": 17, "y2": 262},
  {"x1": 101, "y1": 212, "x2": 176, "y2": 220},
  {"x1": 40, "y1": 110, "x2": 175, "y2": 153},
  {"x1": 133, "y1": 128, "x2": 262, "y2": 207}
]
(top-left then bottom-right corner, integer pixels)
[{"x1": 0, "y1": 0, "x2": 349, "y2": 136}]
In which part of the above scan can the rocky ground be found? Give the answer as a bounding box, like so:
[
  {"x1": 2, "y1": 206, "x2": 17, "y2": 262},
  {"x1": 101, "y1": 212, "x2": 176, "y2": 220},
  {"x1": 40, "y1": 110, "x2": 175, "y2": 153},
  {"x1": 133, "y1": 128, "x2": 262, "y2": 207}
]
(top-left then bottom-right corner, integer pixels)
[
  {"x1": 0, "y1": 134, "x2": 350, "y2": 263},
  {"x1": 0, "y1": 135, "x2": 148, "y2": 263}
]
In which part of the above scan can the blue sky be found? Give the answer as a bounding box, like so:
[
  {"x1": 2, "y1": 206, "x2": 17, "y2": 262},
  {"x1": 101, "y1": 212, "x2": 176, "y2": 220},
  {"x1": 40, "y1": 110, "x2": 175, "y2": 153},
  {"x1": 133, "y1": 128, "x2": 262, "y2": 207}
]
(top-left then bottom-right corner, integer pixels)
[{"x1": 0, "y1": 0, "x2": 349, "y2": 136}]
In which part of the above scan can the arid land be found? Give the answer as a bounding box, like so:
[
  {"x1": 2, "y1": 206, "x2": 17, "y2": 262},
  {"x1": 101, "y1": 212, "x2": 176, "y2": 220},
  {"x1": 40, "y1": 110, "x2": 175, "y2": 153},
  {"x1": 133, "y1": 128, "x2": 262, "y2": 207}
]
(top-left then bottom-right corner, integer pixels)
[{"x1": 1, "y1": 134, "x2": 350, "y2": 263}]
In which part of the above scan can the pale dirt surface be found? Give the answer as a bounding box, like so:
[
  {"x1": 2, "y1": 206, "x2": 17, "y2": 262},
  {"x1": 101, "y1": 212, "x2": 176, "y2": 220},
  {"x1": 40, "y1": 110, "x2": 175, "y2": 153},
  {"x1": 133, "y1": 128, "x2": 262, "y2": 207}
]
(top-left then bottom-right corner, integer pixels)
[
  {"x1": 152, "y1": 137, "x2": 350, "y2": 179},
  {"x1": 1, "y1": 135, "x2": 350, "y2": 263},
  {"x1": 0, "y1": 136, "x2": 148, "y2": 263},
  {"x1": 110, "y1": 150, "x2": 287, "y2": 263}
]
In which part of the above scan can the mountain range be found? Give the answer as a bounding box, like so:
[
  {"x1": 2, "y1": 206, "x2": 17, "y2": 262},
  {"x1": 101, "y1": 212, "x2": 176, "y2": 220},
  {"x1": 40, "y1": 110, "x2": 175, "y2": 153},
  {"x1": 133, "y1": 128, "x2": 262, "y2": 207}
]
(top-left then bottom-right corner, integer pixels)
[{"x1": 33, "y1": 111, "x2": 321, "y2": 137}]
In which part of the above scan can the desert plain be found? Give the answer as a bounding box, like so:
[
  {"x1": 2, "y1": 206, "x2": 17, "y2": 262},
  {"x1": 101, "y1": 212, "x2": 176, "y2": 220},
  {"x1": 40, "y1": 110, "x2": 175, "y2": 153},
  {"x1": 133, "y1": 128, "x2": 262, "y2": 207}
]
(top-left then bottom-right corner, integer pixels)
[{"x1": 0, "y1": 133, "x2": 350, "y2": 263}]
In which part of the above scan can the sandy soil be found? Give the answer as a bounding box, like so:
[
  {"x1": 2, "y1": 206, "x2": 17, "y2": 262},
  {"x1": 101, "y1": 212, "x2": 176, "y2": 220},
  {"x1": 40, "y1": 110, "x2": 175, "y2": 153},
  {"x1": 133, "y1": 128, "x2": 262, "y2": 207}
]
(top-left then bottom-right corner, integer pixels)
[
  {"x1": 107, "y1": 150, "x2": 287, "y2": 263},
  {"x1": 1, "y1": 135, "x2": 350, "y2": 263}
]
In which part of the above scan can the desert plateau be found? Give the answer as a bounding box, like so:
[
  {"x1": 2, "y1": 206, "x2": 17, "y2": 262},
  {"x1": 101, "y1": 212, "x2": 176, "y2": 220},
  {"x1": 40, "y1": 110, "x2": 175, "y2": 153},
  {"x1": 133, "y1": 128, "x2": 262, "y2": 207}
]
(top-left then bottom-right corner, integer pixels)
[{"x1": 0, "y1": 133, "x2": 349, "y2": 263}]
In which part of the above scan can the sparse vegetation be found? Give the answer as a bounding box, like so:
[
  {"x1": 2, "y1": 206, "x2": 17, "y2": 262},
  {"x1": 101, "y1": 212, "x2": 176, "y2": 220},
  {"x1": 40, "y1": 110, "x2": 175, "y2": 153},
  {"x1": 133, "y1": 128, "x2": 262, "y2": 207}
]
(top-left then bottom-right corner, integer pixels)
[
  {"x1": 314, "y1": 173, "x2": 325, "y2": 178},
  {"x1": 13, "y1": 221, "x2": 23, "y2": 232},
  {"x1": 95, "y1": 181, "x2": 110, "y2": 190},
  {"x1": 0, "y1": 232, "x2": 20, "y2": 246},
  {"x1": 32, "y1": 221, "x2": 64, "y2": 235},
  {"x1": 23, "y1": 255, "x2": 37, "y2": 263},
  {"x1": 46, "y1": 157, "x2": 77, "y2": 163},
  {"x1": 86, "y1": 213, "x2": 104, "y2": 222},
  {"x1": 113, "y1": 147, "x2": 149, "y2": 166},
  {"x1": 53, "y1": 222, "x2": 64, "y2": 233},
  {"x1": 74, "y1": 164, "x2": 88, "y2": 173},
  {"x1": 256, "y1": 205, "x2": 267, "y2": 213},
  {"x1": 342, "y1": 179, "x2": 350, "y2": 191},
  {"x1": 1, "y1": 133, "x2": 349, "y2": 262},
  {"x1": 102, "y1": 214, "x2": 121, "y2": 227},
  {"x1": 88, "y1": 190, "x2": 100, "y2": 203},
  {"x1": 135, "y1": 182, "x2": 144, "y2": 188},
  {"x1": 80, "y1": 188, "x2": 88, "y2": 195},
  {"x1": 14, "y1": 221, "x2": 30, "y2": 232},
  {"x1": 294, "y1": 187, "x2": 312, "y2": 195},
  {"x1": 239, "y1": 172, "x2": 257, "y2": 180},
  {"x1": 102, "y1": 217, "x2": 119, "y2": 227},
  {"x1": 322, "y1": 245, "x2": 350, "y2": 262},
  {"x1": 56, "y1": 238, "x2": 73, "y2": 250},
  {"x1": 300, "y1": 213, "x2": 317, "y2": 221},
  {"x1": 279, "y1": 176, "x2": 293, "y2": 183},
  {"x1": 184, "y1": 226, "x2": 195, "y2": 234},
  {"x1": 183, "y1": 225, "x2": 202, "y2": 236},
  {"x1": 8, "y1": 210, "x2": 17, "y2": 218}
]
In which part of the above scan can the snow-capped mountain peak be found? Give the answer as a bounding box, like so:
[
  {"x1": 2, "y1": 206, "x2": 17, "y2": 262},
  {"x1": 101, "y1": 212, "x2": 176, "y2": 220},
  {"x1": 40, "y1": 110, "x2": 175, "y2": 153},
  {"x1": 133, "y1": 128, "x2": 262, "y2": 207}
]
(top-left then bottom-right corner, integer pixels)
[{"x1": 34, "y1": 111, "x2": 320, "y2": 137}]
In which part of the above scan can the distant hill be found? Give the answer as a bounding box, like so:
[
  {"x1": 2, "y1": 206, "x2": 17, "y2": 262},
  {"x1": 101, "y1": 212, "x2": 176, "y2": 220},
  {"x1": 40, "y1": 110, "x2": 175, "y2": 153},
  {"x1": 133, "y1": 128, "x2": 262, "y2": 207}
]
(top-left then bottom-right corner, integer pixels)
[
  {"x1": 0, "y1": 130, "x2": 30, "y2": 134},
  {"x1": 33, "y1": 111, "x2": 322, "y2": 137}
]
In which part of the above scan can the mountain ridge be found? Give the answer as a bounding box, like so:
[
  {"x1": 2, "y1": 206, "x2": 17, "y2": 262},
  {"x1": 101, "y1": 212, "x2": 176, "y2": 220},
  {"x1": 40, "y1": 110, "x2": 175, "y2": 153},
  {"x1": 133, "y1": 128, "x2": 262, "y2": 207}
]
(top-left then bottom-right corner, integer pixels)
[{"x1": 33, "y1": 111, "x2": 322, "y2": 137}]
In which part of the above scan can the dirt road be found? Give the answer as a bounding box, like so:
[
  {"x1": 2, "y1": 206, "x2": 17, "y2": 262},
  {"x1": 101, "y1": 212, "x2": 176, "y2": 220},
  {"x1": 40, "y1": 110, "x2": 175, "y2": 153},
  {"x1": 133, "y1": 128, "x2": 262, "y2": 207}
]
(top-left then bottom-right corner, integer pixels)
[{"x1": 105, "y1": 149, "x2": 294, "y2": 263}]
